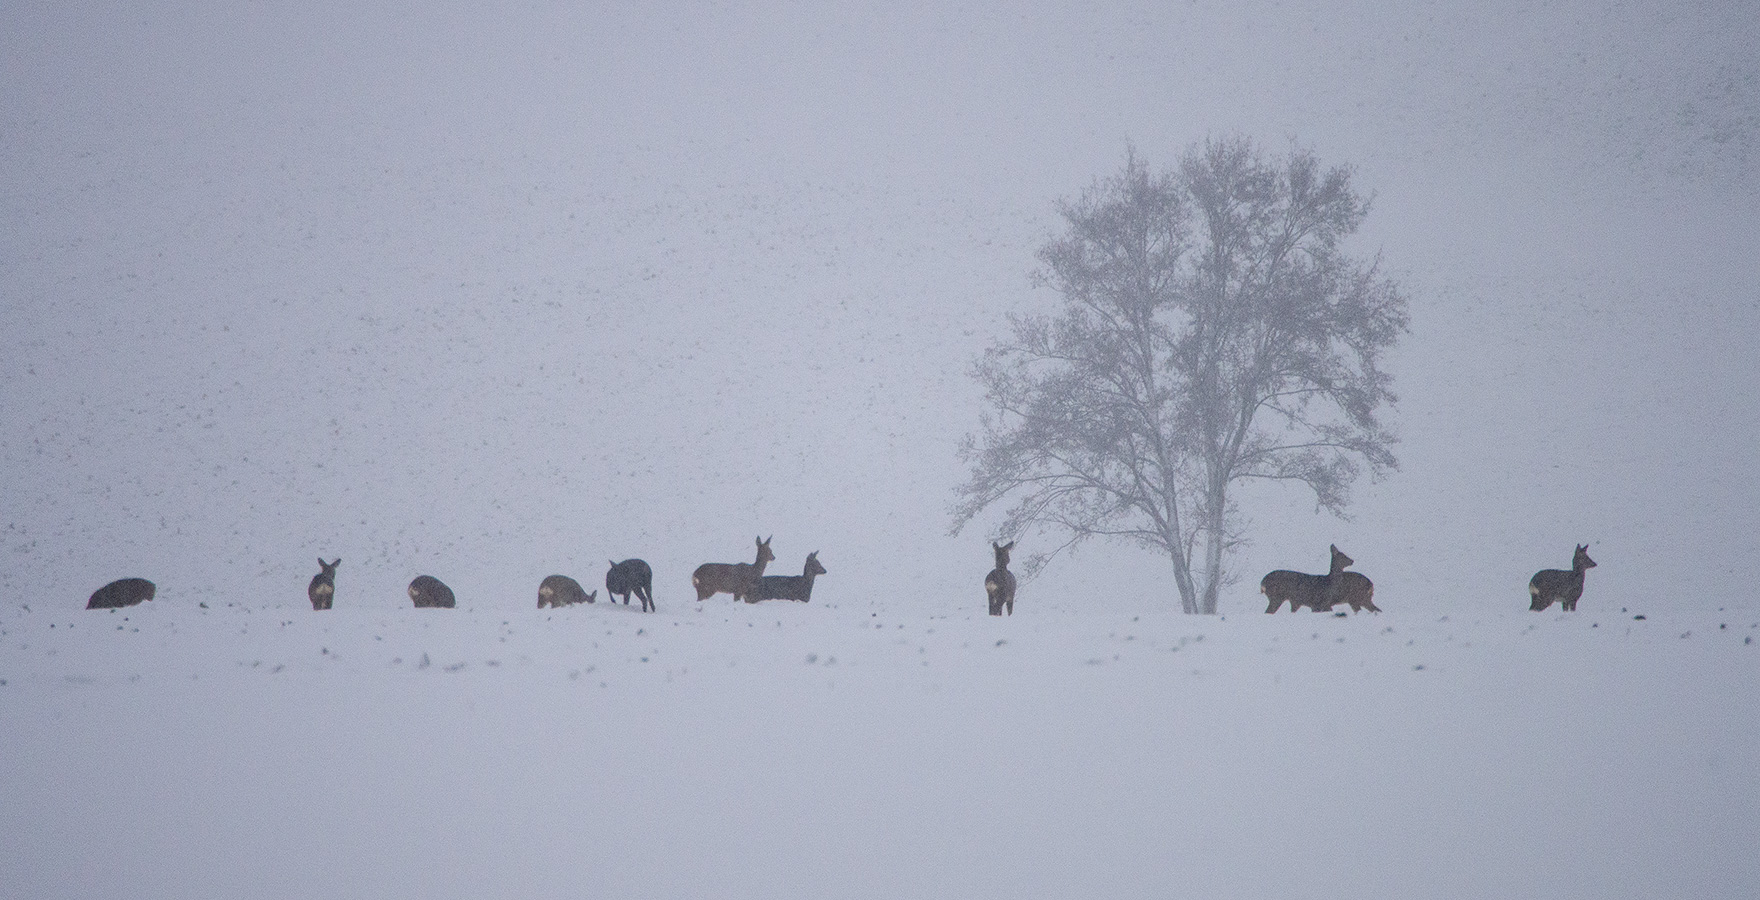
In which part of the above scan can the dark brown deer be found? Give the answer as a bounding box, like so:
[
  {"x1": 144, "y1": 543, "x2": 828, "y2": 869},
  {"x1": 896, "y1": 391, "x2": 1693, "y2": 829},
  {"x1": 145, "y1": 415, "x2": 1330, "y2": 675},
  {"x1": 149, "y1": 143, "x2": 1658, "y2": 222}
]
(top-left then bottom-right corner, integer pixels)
[
  {"x1": 308, "y1": 558, "x2": 339, "y2": 610},
  {"x1": 606, "y1": 559, "x2": 654, "y2": 612},
  {"x1": 749, "y1": 552, "x2": 826, "y2": 602},
  {"x1": 87, "y1": 578, "x2": 155, "y2": 609},
  {"x1": 1331, "y1": 569, "x2": 1380, "y2": 613},
  {"x1": 408, "y1": 575, "x2": 456, "y2": 608},
  {"x1": 691, "y1": 536, "x2": 773, "y2": 603},
  {"x1": 985, "y1": 541, "x2": 1017, "y2": 616},
  {"x1": 537, "y1": 574, "x2": 595, "y2": 608},
  {"x1": 1262, "y1": 545, "x2": 1378, "y2": 613},
  {"x1": 1529, "y1": 544, "x2": 1596, "y2": 611}
]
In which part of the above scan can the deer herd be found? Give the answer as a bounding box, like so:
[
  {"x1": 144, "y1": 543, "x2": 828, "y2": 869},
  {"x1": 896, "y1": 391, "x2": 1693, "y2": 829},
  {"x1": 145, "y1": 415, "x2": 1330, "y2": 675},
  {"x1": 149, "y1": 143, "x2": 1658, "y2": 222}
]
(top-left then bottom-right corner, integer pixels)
[{"x1": 81, "y1": 536, "x2": 1597, "y2": 617}]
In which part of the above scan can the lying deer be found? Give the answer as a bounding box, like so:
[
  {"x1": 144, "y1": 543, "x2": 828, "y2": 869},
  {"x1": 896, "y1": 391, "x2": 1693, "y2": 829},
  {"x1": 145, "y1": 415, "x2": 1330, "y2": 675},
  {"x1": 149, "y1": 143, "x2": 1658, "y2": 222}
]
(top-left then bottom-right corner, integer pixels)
[
  {"x1": 408, "y1": 575, "x2": 456, "y2": 608},
  {"x1": 538, "y1": 574, "x2": 596, "y2": 608},
  {"x1": 87, "y1": 578, "x2": 155, "y2": 609},
  {"x1": 748, "y1": 551, "x2": 826, "y2": 602},
  {"x1": 1529, "y1": 544, "x2": 1596, "y2": 611},
  {"x1": 606, "y1": 559, "x2": 654, "y2": 612},
  {"x1": 985, "y1": 540, "x2": 1017, "y2": 616},
  {"x1": 1262, "y1": 545, "x2": 1379, "y2": 613},
  {"x1": 691, "y1": 536, "x2": 773, "y2": 603},
  {"x1": 309, "y1": 558, "x2": 339, "y2": 610}
]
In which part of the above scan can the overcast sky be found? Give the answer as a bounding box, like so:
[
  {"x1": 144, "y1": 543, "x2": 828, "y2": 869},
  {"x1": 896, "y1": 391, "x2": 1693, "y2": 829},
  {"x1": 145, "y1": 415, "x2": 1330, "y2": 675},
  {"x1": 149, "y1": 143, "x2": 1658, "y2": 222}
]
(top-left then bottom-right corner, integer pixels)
[{"x1": 4, "y1": 1, "x2": 1756, "y2": 614}]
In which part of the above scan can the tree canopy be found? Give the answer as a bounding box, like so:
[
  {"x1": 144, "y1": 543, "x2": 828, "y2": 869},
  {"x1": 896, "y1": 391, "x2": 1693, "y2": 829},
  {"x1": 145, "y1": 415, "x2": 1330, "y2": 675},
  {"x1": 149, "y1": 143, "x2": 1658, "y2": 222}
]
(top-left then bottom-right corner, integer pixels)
[{"x1": 953, "y1": 137, "x2": 1408, "y2": 614}]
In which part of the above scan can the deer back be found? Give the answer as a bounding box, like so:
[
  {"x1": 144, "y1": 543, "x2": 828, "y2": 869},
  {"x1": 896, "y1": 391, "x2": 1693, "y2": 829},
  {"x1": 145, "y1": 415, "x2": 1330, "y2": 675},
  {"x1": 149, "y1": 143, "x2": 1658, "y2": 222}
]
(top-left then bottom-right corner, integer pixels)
[
  {"x1": 87, "y1": 578, "x2": 156, "y2": 609},
  {"x1": 1261, "y1": 570, "x2": 1329, "y2": 613},
  {"x1": 409, "y1": 575, "x2": 456, "y2": 608},
  {"x1": 308, "y1": 558, "x2": 339, "y2": 610},
  {"x1": 538, "y1": 574, "x2": 592, "y2": 608}
]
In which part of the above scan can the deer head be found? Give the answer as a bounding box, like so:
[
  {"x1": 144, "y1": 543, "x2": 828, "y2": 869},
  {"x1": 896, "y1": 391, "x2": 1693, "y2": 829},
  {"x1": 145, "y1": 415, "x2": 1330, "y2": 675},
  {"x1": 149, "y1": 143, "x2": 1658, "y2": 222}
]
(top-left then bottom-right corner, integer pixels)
[{"x1": 992, "y1": 540, "x2": 1015, "y2": 569}]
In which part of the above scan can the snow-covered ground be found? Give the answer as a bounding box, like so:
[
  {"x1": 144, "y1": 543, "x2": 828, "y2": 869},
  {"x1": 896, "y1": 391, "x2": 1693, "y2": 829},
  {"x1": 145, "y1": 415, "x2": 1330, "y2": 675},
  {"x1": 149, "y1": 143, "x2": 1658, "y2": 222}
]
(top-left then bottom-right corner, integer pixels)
[
  {"x1": 5, "y1": 2, "x2": 1760, "y2": 897},
  {"x1": 4, "y1": 597, "x2": 1756, "y2": 899}
]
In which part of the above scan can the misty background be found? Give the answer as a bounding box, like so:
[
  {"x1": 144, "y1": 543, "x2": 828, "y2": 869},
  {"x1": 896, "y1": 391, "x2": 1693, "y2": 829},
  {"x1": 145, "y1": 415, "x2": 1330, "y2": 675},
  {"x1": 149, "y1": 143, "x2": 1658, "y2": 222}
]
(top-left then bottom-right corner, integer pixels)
[{"x1": 4, "y1": 0, "x2": 1757, "y2": 616}]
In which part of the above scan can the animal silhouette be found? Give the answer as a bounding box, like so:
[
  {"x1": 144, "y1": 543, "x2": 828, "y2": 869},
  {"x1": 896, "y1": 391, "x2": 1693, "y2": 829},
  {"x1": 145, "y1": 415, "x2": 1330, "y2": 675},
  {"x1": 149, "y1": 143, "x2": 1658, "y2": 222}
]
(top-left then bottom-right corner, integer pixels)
[
  {"x1": 408, "y1": 575, "x2": 456, "y2": 608},
  {"x1": 87, "y1": 578, "x2": 155, "y2": 609},
  {"x1": 308, "y1": 558, "x2": 339, "y2": 610},
  {"x1": 691, "y1": 536, "x2": 774, "y2": 603},
  {"x1": 606, "y1": 559, "x2": 654, "y2": 612},
  {"x1": 537, "y1": 574, "x2": 595, "y2": 608},
  {"x1": 1262, "y1": 545, "x2": 1378, "y2": 613},
  {"x1": 749, "y1": 552, "x2": 826, "y2": 602},
  {"x1": 985, "y1": 541, "x2": 1017, "y2": 616},
  {"x1": 1529, "y1": 544, "x2": 1596, "y2": 611}
]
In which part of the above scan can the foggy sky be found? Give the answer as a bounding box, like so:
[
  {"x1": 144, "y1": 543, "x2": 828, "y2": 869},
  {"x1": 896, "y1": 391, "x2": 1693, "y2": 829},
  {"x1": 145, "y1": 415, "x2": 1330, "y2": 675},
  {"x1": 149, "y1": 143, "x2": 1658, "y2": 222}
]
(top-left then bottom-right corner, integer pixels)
[{"x1": 4, "y1": 0, "x2": 1757, "y2": 614}]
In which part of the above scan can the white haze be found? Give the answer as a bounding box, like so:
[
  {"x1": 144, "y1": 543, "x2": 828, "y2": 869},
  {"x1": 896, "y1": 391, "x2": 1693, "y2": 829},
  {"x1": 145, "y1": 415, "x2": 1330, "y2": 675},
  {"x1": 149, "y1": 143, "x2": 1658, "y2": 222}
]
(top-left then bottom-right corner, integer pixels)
[
  {"x1": 4, "y1": 0, "x2": 1757, "y2": 614},
  {"x1": 2, "y1": 2, "x2": 1757, "y2": 897}
]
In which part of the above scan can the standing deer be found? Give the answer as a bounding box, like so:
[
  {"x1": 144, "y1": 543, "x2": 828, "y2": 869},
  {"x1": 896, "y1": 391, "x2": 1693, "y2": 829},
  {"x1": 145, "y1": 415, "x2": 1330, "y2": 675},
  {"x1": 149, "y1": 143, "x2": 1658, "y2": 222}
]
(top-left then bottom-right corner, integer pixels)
[
  {"x1": 1331, "y1": 569, "x2": 1380, "y2": 614},
  {"x1": 87, "y1": 578, "x2": 156, "y2": 609},
  {"x1": 1529, "y1": 544, "x2": 1596, "y2": 611},
  {"x1": 408, "y1": 575, "x2": 456, "y2": 608},
  {"x1": 606, "y1": 559, "x2": 654, "y2": 612},
  {"x1": 749, "y1": 552, "x2": 826, "y2": 602},
  {"x1": 308, "y1": 558, "x2": 339, "y2": 610},
  {"x1": 985, "y1": 541, "x2": 1017, "y2": 616},
  {"x1": 537, "y1": 574, "x2": 595, "y2": 608},
  {"x1": 691, "y1": 536, "x2": 774, "y2": 603},
  {"x1": 1262, "y1": 545, "x2": 1378, "y2": 613}
]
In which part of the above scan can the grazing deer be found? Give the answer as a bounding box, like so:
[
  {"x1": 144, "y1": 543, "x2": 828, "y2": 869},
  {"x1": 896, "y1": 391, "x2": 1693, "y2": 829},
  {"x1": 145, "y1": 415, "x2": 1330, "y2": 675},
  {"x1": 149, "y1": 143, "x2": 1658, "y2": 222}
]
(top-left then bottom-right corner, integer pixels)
[
  {"x1": 985, "y1": 541, "x2": 1017, "y2": 616},
  {"x1": 691, "y1": 536, "x2": 774, "y2": 603},
  {"x1": 1262, "y1": 545, "x2": 1377, "y2": 613},
  {"x1": 606, "y1": 559, "x2": 654, "y2": 612},
  {"x1": 749, "y1": 552, "x2": 826, "y2": 603},
  {"x1": 308, "y1": 558, "x2": 339, "y2": 610},
  {"x1": 1529, "y1": 544, "x2": 1596, "y2": 612},
  {"x1": 537, "y1": 574, "x2": 595, "y2": 608},
  {"x1": 87, "y1": 578, "x2": 156, "y2": 609},
  {"x1": 408, "y1": 575, "x2": 456, "y2": 608}
]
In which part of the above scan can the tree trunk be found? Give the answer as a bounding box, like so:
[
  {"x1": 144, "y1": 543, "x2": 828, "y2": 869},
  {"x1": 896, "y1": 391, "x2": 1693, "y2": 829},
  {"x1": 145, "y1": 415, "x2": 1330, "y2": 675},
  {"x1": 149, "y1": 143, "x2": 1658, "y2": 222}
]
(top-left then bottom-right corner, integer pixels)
[
  {"x1": 1198, "y1": 487, "x2": 1227, "y2": 615},
  {"x1": 1170, "y1": 549, "x2": 1198, "y2": 614}
]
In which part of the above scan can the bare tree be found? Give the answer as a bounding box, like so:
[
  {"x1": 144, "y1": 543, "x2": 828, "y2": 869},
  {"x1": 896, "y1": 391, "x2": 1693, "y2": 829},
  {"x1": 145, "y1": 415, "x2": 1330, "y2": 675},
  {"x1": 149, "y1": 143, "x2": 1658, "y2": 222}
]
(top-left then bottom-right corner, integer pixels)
[{"x1": 952, "y1": 138, "x2": 1408, "y2": 614}]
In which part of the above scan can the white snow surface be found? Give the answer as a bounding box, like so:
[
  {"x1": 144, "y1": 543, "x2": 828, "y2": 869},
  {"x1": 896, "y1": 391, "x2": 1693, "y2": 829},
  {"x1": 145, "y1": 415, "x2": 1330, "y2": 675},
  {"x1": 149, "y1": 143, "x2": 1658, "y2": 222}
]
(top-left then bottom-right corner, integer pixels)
[
  {"x1": 4, "y1": 1, "x2": 1760, "y2": 896},
  {"x1": 5, "y1": 599, "x2": 1757, "y2": 899}
]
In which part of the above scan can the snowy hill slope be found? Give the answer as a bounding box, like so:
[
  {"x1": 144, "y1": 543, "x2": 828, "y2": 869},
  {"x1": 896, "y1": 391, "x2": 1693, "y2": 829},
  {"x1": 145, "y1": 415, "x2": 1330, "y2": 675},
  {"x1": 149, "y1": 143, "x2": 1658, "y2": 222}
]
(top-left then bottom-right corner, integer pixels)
[
  {"x1": 4, "y1": 3, "x2": 1759, "y2": 896},
  {"x1": 4, "y1": 599, "x2": 1756, "y2": 899}
]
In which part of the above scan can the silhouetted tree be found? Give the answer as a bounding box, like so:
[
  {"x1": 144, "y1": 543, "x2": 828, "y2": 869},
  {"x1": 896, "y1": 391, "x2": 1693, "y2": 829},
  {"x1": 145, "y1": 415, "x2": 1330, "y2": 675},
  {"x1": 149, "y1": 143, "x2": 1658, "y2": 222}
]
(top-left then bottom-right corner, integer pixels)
[{"x1": 953, "y1": 138, "x2": 1408, "y2": 614}]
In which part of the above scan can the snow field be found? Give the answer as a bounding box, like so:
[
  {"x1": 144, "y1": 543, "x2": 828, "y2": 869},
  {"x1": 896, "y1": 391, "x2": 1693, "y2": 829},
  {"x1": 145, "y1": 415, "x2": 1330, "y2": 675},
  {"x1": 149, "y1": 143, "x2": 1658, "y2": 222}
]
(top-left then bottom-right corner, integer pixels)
[{"x1": 4, "y1": 597, "x2": 1756, "y2": 900}]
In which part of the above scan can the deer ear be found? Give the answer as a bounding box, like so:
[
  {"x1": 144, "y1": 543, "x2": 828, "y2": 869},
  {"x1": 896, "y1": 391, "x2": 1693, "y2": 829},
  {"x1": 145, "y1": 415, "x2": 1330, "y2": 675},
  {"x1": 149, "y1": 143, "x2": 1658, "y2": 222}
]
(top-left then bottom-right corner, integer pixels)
[
  {"x1": 318, "y1": 557, "x2": 325, "y2": 568},
  {"x1": 1003, "y1": 541, "x2": 1015, "y2": 551}
]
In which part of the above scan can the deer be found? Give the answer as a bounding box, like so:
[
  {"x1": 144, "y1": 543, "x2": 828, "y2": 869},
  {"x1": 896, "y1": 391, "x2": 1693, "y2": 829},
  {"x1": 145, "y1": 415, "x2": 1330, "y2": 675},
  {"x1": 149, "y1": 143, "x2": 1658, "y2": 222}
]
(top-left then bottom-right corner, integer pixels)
[
  {"x1": 87, "y1": 578, "x2": 156, "y2": 609},
  {"x1": 1330, "y1": 569, "x2": 1380, "y2": 613},
  {"x1": 691, "y1": 536, "x2": 774, "y2": 603},
  {"x1": 308, "y1": 558, "x2": 339, "y2": 610},
  {"x1": 537, "y1": 574, "x2": 596, "y2": 608},
  {"x1": 408, "y1": 575, "x2": 456, "y2": 608},
  {"x1": 748, "y1": 551, "x2": 826, "y2": 603},
  {"x1": 606, "y1": 559, "x2": 654, "y2": 612},
  {"x1": 1529, "y1": 544, "x2": 1596, "y2": 611},
  {"x1": 1262, "y1": 545, "x2": 1378, "y2": 613},
  {"x1": 985, "y1": 540, "x2": 1017, "y2": 616}
]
